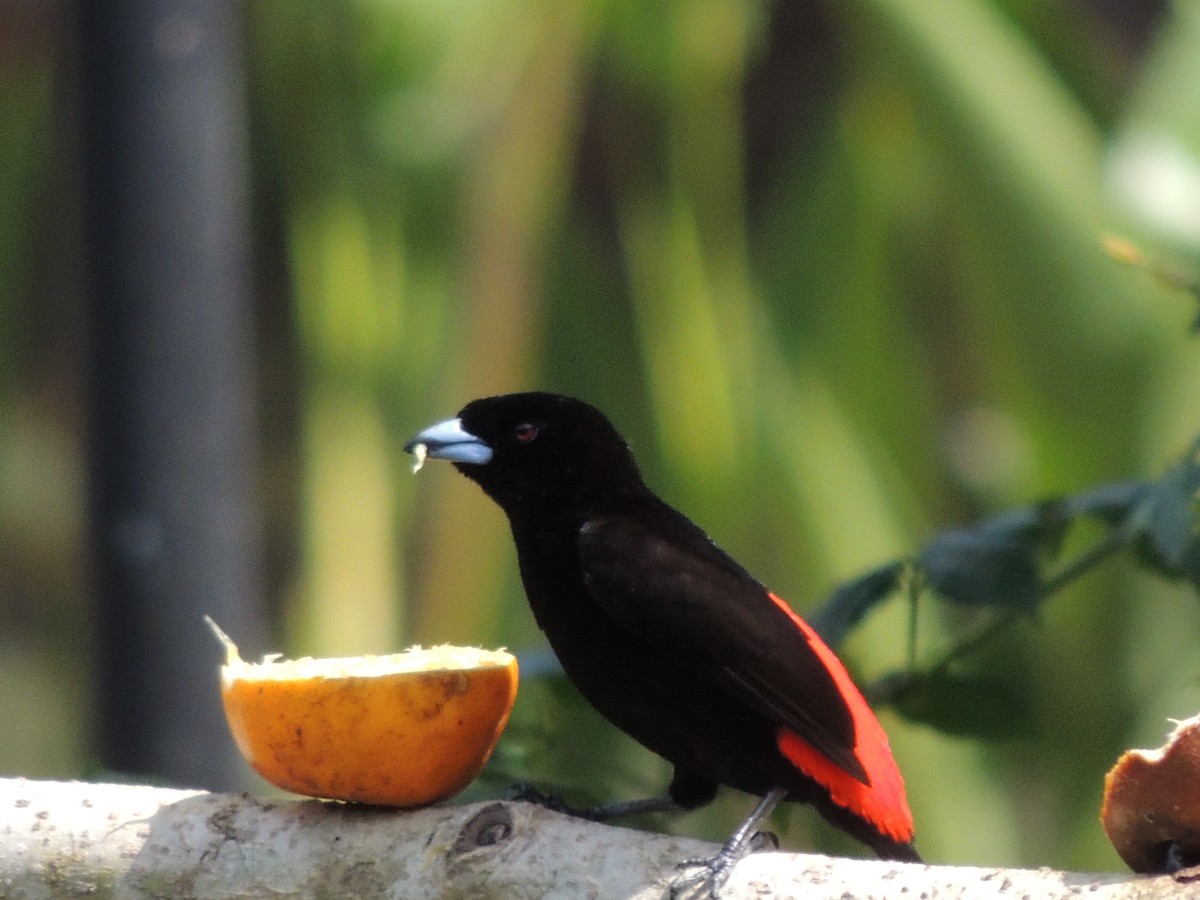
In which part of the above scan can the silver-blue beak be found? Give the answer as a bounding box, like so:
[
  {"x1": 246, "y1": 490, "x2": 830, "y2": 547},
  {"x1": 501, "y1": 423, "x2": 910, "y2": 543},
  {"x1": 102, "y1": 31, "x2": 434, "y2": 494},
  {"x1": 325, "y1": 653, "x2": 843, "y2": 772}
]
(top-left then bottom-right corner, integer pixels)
[{"x1": 404, "y1": 417, "x2": 494, "y2": 466}]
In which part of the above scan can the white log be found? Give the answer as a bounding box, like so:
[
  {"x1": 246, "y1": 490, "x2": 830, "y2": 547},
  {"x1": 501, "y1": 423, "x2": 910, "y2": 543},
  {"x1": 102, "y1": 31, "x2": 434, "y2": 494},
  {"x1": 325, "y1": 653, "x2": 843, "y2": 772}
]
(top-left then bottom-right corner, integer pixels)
[{"x1": 0, "y1": 777, "x2": 1191, "y2": 899}]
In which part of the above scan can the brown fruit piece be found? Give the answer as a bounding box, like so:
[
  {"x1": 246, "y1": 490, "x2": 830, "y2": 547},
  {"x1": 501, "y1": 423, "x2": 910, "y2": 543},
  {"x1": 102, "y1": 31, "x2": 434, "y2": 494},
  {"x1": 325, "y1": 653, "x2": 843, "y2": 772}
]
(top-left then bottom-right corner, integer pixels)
[{"x1": 1101, "y1": 713, "x2": 1200, "y2": 873}]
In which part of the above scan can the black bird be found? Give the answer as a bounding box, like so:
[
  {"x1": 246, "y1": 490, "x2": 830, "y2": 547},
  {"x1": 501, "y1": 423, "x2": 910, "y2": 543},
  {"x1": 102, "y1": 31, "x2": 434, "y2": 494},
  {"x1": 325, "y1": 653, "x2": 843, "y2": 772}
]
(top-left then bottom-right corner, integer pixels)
[{"x1": 406, "y1": 392, "x2": 918, "y2": 894}]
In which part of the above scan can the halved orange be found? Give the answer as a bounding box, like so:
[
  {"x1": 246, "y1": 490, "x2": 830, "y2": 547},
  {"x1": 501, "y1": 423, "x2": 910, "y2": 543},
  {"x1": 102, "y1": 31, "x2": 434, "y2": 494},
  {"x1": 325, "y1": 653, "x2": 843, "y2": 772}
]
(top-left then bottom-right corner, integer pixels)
[{"x1": 206, "y1": 617, "x2": 518, "y2": 807}]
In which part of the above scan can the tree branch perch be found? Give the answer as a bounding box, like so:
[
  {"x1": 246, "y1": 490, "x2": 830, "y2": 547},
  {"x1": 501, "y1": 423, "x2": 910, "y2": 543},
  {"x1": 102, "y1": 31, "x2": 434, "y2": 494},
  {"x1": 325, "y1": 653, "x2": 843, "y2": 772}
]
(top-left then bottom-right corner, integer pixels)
[{"x1": 0, "y1": 777, "x2": 1190, "y2": 898}]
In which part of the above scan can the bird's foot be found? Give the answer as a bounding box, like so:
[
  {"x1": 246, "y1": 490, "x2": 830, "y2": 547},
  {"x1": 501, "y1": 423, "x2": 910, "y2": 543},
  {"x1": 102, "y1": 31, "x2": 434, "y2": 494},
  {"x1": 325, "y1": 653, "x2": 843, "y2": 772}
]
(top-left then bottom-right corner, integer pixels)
[
  {"x1": 669, "y1": 831, "x2": 777, "y2": 899},
  {"x1": 505, "y1": 783, "x2": 676, "y2": 822},
  {"x1": 504, "y1": 783, "x2": 583, "y2": 817}
]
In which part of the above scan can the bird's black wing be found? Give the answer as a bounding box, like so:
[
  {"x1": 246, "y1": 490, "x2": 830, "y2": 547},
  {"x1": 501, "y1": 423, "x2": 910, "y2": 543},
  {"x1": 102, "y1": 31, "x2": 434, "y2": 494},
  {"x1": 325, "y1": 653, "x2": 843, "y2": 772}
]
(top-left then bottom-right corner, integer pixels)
[{"x1": 578, "y1": 508, "x2": 869, "y2": 783}]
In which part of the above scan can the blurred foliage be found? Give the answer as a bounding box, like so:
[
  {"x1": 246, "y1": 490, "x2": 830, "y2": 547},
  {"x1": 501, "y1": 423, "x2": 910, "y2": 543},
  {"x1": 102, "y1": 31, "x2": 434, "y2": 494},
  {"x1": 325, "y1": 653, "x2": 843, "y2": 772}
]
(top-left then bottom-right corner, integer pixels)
[{"x1": 3, "y1": 0, "x2": 1200, "y2": 876}]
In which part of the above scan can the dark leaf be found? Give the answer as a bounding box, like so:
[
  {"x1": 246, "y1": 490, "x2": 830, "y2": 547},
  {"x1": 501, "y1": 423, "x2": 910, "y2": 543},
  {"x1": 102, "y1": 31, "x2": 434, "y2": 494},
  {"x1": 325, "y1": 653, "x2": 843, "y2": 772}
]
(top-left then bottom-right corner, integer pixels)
[
  {"x1": 809, "y1": 562, "x2": 904, "y2": 647},
  {"x1": 919, "y1": 527, "x2": 1042, "y2": 609},
  {"x1": 975, "y1": 499, "x2": 1069, "y2": 555},
  {"x1": 1061, "y1": 480, "x2": 1151, "y2": 526},
  {"x1": 889, "y1": 669, "x2": 1037, "y2": 741},
  {"x1": 1134, "y1": 452, "x2": 1200, "y2": 585}
]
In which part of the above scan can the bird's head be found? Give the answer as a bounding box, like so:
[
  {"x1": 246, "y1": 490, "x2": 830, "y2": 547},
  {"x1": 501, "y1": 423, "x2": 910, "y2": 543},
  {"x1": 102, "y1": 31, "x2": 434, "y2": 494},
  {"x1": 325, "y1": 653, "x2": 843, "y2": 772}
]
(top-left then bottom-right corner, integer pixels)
[{"x1": 405, "y1": 392, "x2": 644, "y2": 519}]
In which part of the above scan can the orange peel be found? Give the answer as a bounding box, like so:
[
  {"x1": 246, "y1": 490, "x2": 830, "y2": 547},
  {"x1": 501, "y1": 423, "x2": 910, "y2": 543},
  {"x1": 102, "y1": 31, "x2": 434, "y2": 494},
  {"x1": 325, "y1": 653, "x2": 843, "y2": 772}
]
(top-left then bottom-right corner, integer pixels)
[{"x1": 206, "y1": 617, "x2": 518, "y2": 807}]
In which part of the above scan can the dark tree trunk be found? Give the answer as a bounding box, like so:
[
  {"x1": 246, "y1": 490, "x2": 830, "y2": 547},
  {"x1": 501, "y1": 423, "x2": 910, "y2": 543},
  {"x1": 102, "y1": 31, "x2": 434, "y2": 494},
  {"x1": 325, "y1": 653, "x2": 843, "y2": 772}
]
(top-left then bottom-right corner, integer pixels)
[{"x1": 77, "y1": 0, "x2": 265, "y2": 790}]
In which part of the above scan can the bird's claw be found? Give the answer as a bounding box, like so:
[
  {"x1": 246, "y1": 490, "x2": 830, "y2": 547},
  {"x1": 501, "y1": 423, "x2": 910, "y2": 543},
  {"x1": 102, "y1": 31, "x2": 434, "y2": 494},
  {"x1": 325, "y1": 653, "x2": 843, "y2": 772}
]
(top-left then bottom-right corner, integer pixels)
[
  {"x1": 669, "y1": 852, "x2": 738, "y2": 899},
  {"x1": 504, "y1": 783, "x2": 575, "y2": 814},
  {"x1": 669, "y1": 831, "x2": 775, "y2": 899}
]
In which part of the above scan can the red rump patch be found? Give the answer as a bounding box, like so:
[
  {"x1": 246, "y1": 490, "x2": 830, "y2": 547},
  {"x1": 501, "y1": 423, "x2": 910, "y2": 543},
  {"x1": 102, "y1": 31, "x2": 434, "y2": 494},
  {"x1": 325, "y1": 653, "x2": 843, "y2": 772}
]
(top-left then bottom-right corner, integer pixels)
[{"x1": 768, "y1": 592, "x2": 914, "y2": 844}]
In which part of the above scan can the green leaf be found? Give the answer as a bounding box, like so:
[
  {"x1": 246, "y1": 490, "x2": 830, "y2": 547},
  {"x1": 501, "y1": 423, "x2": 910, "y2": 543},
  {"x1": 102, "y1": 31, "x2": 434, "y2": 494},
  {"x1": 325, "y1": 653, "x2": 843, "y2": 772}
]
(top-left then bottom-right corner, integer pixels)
[
  {"x1": 975, "y1": 499, "x2": 1069, "y2": 556},
  {"x1": 810, "y1": 562, "x2": 905, "y2": 647},
  {"x1": 1061, "y1": 480, "x2": 1150, "y2": 526},
  {"x1": 890, "y1": 669, "x2": 1037, "y2": 741},
  {"x1": 1133, "y1": 450, "x2": 1200, "y2": 585},
  {"x1": 919, "y1": 526, "x2": 1042, "y2": 609}
]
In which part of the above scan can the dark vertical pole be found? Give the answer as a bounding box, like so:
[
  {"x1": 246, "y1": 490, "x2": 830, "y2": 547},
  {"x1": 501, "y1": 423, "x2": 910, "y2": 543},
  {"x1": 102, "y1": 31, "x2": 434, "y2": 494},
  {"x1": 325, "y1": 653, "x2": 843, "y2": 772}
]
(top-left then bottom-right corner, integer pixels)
[{"x1": 78, "y1": 0, "x2": 265, "y2": 789}]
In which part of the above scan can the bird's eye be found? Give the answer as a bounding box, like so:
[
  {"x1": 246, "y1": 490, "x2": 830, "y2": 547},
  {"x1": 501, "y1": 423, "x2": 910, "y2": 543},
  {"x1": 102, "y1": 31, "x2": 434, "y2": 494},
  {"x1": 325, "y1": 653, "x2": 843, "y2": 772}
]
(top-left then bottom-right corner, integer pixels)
[{"x1": 512, "y1": 422, "x2": 540, "y2": 444}]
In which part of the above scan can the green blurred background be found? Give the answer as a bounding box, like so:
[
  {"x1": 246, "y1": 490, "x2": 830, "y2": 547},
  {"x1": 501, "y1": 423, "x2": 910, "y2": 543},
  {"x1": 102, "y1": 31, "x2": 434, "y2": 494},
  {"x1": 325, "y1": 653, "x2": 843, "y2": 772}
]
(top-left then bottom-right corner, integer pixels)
[{"x1": 4, "y1": 0, "x2": 1200, "y2": 874}]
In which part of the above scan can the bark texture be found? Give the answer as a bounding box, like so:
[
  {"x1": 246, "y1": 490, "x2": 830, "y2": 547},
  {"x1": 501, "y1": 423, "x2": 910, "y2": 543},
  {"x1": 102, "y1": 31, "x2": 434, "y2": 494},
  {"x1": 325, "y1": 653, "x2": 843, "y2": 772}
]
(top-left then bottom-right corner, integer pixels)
[{"x1": 0, "y1": 777, "x2": 1192, "y2": 899}]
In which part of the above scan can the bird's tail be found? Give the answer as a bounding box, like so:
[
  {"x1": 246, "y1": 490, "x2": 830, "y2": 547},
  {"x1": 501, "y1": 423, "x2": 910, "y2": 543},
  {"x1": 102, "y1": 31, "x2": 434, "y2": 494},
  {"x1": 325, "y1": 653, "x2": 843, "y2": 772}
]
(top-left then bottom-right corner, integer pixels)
[{"x1": 815, "y1": 795, "x2": 923, "y2": 864}]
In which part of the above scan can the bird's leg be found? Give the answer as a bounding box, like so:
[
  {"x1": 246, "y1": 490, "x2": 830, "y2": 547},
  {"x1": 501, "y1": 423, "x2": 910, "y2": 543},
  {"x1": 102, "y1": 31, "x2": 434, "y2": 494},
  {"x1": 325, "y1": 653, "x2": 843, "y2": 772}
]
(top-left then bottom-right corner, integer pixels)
[
  {"x1": 504, "y1": 782, "x2": 571, "y2": 814},
  {"x1": 671, "y1": 786, "x2": 788, "y2": 899},
  {"x1": 580, "y1": 767, "x2": 720, "y2": 821},
  {"x1": 584, "y1": 794, "x2": 680, "y2": 821},
  {"x1": 504, "y1": 784, "x2": 681, "y2": 821},
  {"x1": 507, "y1": 768, "x2": 717, "y2": 822}
]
